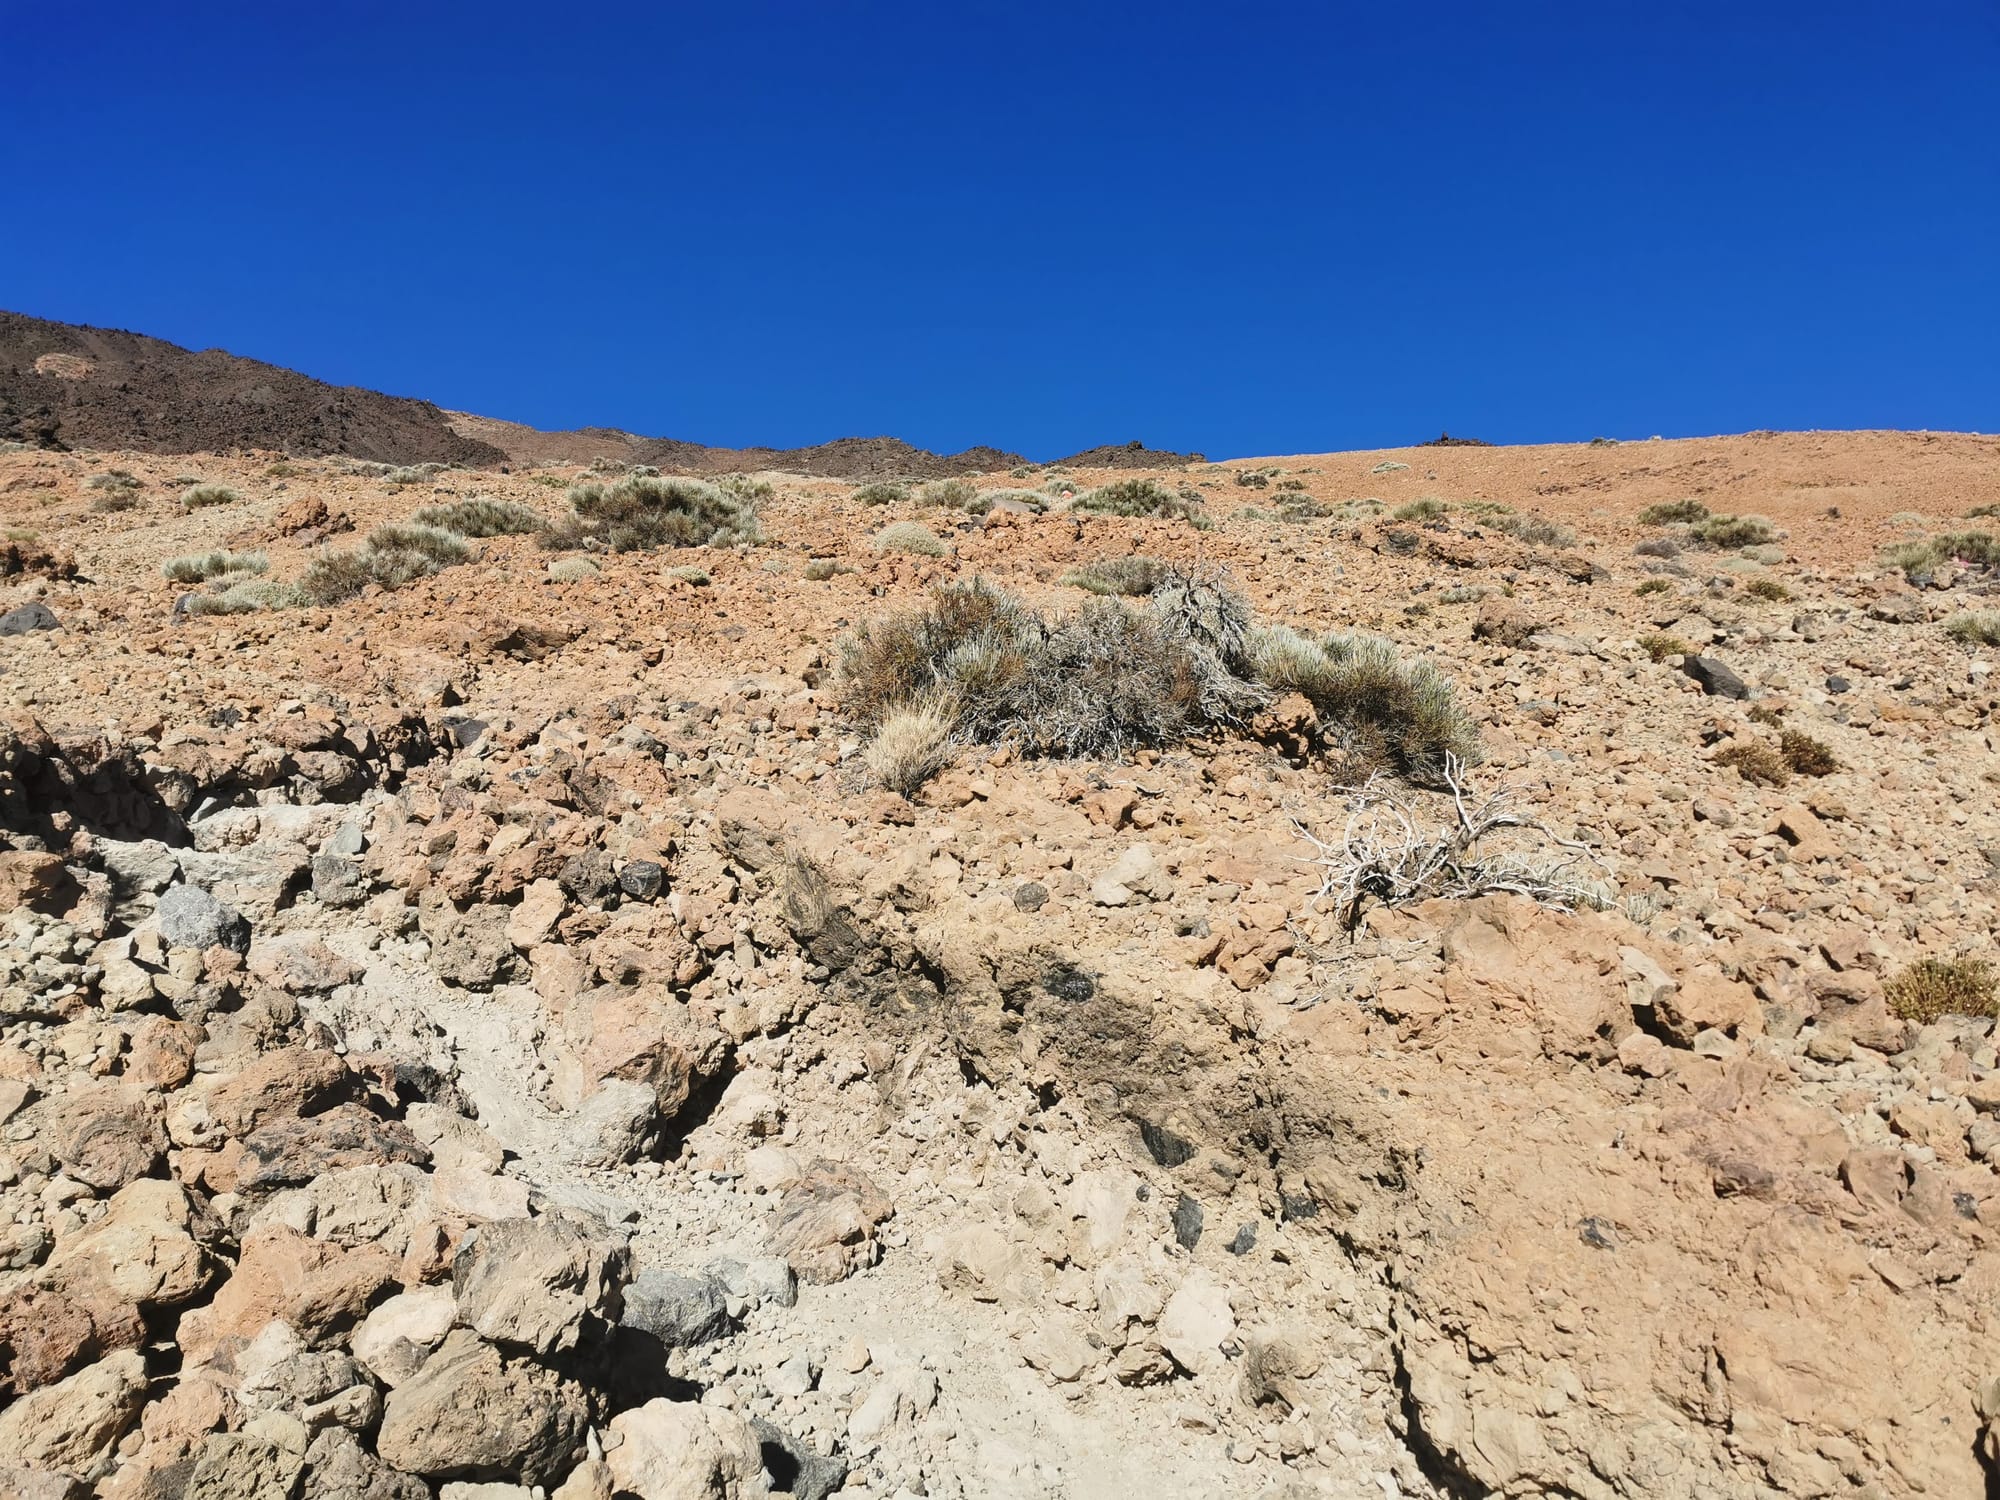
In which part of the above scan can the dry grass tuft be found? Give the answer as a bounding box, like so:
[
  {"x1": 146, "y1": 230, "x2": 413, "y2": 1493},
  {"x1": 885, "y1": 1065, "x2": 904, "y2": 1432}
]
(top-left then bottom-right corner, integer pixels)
[
  {"x1": 873, "y1": 522, "x2": 950, "y2": 557},
  {"x1": 1778, "y1": 730, "x2": 1839, "y2": 777},
  {"x1": 1061, "y1": 556, "x2": 1167, "y2": 596},
  {"x1": 853, "y1": 482, "x2": 910, "y2": 507},
  {"x1": 180, "y1": 483, "x2": 241, "y2": 512},
  {"x1": 1743, "y1": 578, "x2": 1792, "y2": 602},
  {"x1": 547, "y1": 475, "x2": 762, "y2": 553},
  {"x1": 1692, "y1": 514, "x2": 1776, "y2": 549},
  {"x1": 412, "y1": 497, "x2": 547, "y2": 537},
  {"x1": 1071, "y1": 478, "x2": 1209, "y2": 527},
  {"x1": 1638, "y1": 633, "x2": 1692, "y2": 662},
  {"x1": 1639, "y1": 499, "x2": 1709, "y2": 525},
  {"x1": 164, "y1": 550, "x2": 268, "y2": 584},
  {"x1": 863, "y1": 699, "x2": 959, "y2": 796},
  {"x1": 1944, "y1": 611, "x2": 2000, "y2": 646},
  {"x1": 1885, "y1": 958, "x2": 1997, "y2": 1024},
  {"x1": 1715, "y1": 741, "x2": 1790, "y2": 786}
]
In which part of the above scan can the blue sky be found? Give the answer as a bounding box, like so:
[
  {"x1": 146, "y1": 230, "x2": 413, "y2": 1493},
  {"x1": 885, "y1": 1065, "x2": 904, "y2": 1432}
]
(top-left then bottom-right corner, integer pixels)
[{"x1": 2, "y1": 2, "x2": 1995, "y2": 459}]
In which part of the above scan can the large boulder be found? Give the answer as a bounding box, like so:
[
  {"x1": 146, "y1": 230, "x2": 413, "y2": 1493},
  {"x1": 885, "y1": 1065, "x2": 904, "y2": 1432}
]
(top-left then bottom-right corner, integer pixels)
[
  {"x1": 375, "y1": 1329, "x2": 589, "y2": 1486},
  {"x1": 157, "y1": 882, "x2": 252, "y2": 952},
  {"x1": 770, "y1": 1163, "x2": 892, "y2": 1285},
  {"x1": 603, "y1": 1399, "x2": 770, "y2": 1500},
  {"x1": 0, "y1": 1348, "x2": 147, "y2": 1481},
  {"x1": 452, "y1": 1214, "x2": 630, "y2": 1356}
]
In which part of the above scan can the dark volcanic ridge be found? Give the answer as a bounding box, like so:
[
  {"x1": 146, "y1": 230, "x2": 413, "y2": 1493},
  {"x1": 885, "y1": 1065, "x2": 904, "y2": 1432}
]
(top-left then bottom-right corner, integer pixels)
[{"x1": 2, "y1": 311, "x2": 1201, "y2": 480}]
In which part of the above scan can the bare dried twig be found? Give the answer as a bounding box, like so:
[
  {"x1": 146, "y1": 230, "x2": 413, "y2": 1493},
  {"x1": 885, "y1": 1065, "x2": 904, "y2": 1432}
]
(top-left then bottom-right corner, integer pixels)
[{"x1": 1293, "y1": 753, "x2": 1608, "y2": 932}]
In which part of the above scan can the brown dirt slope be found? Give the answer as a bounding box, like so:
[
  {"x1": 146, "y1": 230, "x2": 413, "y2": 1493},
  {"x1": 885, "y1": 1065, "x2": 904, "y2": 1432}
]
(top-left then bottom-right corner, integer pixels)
[{"x1": 0, "y1": 311, "x2": 506, "y2": 467}]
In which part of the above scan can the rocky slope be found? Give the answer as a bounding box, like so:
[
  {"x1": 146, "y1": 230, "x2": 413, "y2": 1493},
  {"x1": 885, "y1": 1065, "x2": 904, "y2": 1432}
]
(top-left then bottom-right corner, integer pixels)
[{"x1": 0, "y1": 429, "x2": 1996, "y2": 1498}]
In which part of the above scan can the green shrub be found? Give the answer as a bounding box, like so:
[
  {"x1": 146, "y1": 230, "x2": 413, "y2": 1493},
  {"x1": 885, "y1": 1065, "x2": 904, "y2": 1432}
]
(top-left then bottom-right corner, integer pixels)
[
  {"x1": 1944, "y1": 611, "x2": 2000, "y2": 646},
  {"x1": 1042, "y1": 477, "x2": 1084, "y2": 499},
  {"x1": 873, "y1": 522, "x2": 950, "y2": 557},
  {"x1": 1638, "y1": 633, "x2": 1692, "y2": 662},
  {"x1": 164, "y1": 550, "x2": 269, "y2": 584},
  {"x1": 412, "y1": 498, "x2": 547, "y2": 537},
  {"x1": 716, "y1": 474, "x2": 775, "y2": 505},
  {"x1": 1072, "y1": 478, "x2": 1208, "y2": 526},
  {"x1": 301, "y1": 551, "x2": 381, "y2": 605},
  {"x1": 87, "y1": 470, "x2": 142, "y2": 492},
  {"x1": 1743, "y1": 578, "x2": 1792, "y2": 602},
  {"x1": 1061, "y1": 556, "x2": 1167, "y2": 596},
  {"x1": 1392, "y1": 498, "x2": 1449, "y2": 523},
  {"x1": 365, "y1": 523, "x2": 471, "y2": 566},
  {"x1": 1634, "y1": 578, "x2": 1673, "y2": 596},
  {"x1": 1639, "y1": 499, "x2": 1708, "y2": 525},
  {"x1": 180, "y1": 483, "x2": 240, "y2": 511},
  {"x1": 1692, "y1": 514, "x2": 1777, "y2": 549},
  {"x1": 302, "y1": 520, "x2": 474, "y2": 604},
  {"x1": 665, "y1": 564, "x2": 711, "y2": 585},
  {"x1": 1885, "y1": 958, "x2": 1997, "y2": 1024},
  {"x1": 1247, "y1": 625, "x2": 1481, "y2": 782},
  {"x1": 548, "y1": 475, "x2": 762, "y2": 552},
  {"x1": 1882, "y1": 540, "x2": 1940, "y2": 580},
  {"x1": 854, "y1": 482, "x2": 910, "y2": 507},
  {"x1": 547, "y1": 557, "x2": 601, "y2": 583},
  {"x1": 1932, "y1": 529, "x2": 2000, "y2": 567},
  {"x1": 1965, "y1": 504, "x2": 2000, "y2": 519}
]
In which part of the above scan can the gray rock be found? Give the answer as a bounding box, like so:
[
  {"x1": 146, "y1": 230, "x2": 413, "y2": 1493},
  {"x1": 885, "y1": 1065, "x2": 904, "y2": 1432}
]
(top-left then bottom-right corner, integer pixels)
[
  {"x1": 752, "y1": 1417, "x2": 848, "y2": 1500},
  {"x1": 94, "y1": 838, "x2": 180, "y2": 899},
  {"x1": 1680, "y1": 655, "x2": 1749, "y2": 699},
  {"x1": 185, "y1": 1433, "x2": 305, "y2": 1500},
  {"x1": 617, "y1": 860, "x2": 664, "y2": 901},
  {"x1": 1826, "y1": 674, "x2": 1851, "y2": 694},
  {"x1": 0, "y1": 603, "x2": 59, "y2": 636},
  {"x1": 709, "y1": 1255, "x2": 798, "y2": 1310},
  {"x1": 310, "y1": 853, "x2": 367, "y2": 908},
  {"x1": 301, "y1": 1428, "x2": 428, "y2": 1500},
  {"x1": 323, "y1": 819, "x2": 369, "y2": 857},
  {"x1": 1013, "y1": 882, "x2": 1048, "y2": 912},
  {"x1": 157, "y1": 882, "x2": 251, "y2": 952},
  {"x1": 452, "y1": 1215, "x2": 631, "y2": 1356},
  {"x1": 621, "y1": 1268, "x2": 734, "y2": 1347},
  {"x1": 1172, "y1": 1193, "x2": 1204, "y2": 1251},
  {"x1": 558, "y1": 850, "x2": 617, "y2": 903},
  {"x1": 566, "y1": 1079, "x2": 659, "y2": 1167}
]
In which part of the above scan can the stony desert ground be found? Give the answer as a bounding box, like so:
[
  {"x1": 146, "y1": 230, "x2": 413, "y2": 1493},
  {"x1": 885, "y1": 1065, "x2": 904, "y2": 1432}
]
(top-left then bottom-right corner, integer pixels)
[{"x1": 0, "y1": 426, "x2": 1997, "y2": 1499}]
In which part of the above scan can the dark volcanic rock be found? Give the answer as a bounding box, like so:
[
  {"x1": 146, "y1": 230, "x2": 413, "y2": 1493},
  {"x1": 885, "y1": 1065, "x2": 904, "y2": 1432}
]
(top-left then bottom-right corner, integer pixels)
[{"x1": 1681, "y1": 655, "x2": 1749, "y2": 698}]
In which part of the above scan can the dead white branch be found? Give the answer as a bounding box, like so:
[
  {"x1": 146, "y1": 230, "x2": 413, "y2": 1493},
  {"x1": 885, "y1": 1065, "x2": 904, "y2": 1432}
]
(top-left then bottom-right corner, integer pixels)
[{"x1": 1294, "y1": 752, "x2": 1608, "y2": 932}]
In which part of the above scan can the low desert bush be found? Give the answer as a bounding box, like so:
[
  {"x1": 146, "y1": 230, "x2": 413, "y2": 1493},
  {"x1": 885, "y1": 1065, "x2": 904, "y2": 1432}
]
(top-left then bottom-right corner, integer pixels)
[
  {"x1": 1061, "y1": 556, "x2": 1166, "y2": 596},
  {"x1": 1234, "y1": 468, "x2": 1273, "y2": 489},
  {"x1": 1884, "y1": 957, "x2": 1997, "y2": 1024},
  {"x1": 1491, "y1": 512, "x2": 1577, "y2": 548},
  {"x1": 87, "y1": 469, "x2": 142, "y2": 492},
  {"x1": 548, "y1": 475, "x2": 762, "y2": 553},
  {"x1": 1634, "y1": 537, "x2": 1681, "y2": 559},
  {"x1": 1743, "y1": 578, "x2": 1792, "y2": 601},
  {"x1": 715, "y1": 474, "x2": 775, "y2": 505},
  {"x1": 665, "y1": 564, "x2": 711, "y2": 585},
  {"x1": 803, "y1": 559, "x2": 848, "y2": 581},
  {"x1": 873, "y1": 522, "x2": 949, "y2": 557},
  {"x1": 1714, "y1": 741, "x2": 1790, "y2": 786},
  {"x1": 383, "y1": 465, "x2": 436, "y2": 485},
  {"x1": 1944, "y1": 611, "x2": 2000, "y2": 646},
  {"x1": 1692, "y1": 514, "x2": 1777, "y2": 549},
  {"x1": 547, "y1": 557, "x2": 600, "y2": 582},
  {"x1": 365, "y1": 523, "x2": 470, "y2": 567},
  {"x1": 1249, "y1": 625, "x2": 1481, "y2": 782},
  {"x1": 1392, "y1": 498, "x2": 1449, "y2": 523},
  {"x1": 1639, "y1": 498, "x2": 1708, "y2": 525},
  {"x1": 1966, "y1": 504, "x2": 2000, "y2": 519},
  {"x1": 977, "y1": 488, "x2": 1047, "y2": 515},
  {"x1": 1633, "y1": 578, "x2": 1673, "y2": 596},
  {"x1": 1933, "y1": 530, "x2": 2000, "y2": 567},
  {"x1": 862, "y1": 699, "x2": 959, "y2": 795},
  {"x1": 853, "y1": 482, "x2": 910, "y2": 507},
  {"x1": 1638, "y1": 633, "x2": 1692, "y2": 661},
  {"x1": 412, "y1": 497, "x2": 546, "y2": 537},
  {"x1": 1779, "y1": 730, "x2": 1839, "y2": 776},
  {"x1": 300, "y1": 551, "x2": 380, "y2": 605},
  {"x1": 184, "y1": 578, "x2": 306, "y2": 615},
  {"x1": 180, "y1": 483, "x2": 241, "y2": 512},
  {"x1": 1437, "y1": 585, "x2": 1490, "y2": 605},
  {"x1": 917, "y1": 478, "x2": 980, "y2": 511},
  {"x1": 1042, "y1": 477, "x2": 1084, "y2": 499},
  {"x1": 1747, "y1": 705, "x2": 1784, "y2": 727},
  {"x1": 164, "y1": 549, "x2": 268, "y2": 584},
  {"x1": 302, "y1": 520, "x2": 473, "y2": 604},
  {"x1": 1072, "y1": 477, "x2": 1209, "y2": 527}
]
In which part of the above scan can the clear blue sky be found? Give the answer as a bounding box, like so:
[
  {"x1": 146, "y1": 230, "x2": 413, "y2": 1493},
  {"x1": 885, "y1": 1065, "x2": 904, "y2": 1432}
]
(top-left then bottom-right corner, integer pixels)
[{"x1": 3, "y1": 2, "x2": 1995, "y2": 459}]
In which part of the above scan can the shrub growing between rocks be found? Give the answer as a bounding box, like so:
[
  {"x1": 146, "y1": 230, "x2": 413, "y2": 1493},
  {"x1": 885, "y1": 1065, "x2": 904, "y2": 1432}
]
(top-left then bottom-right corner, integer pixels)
[
  {"x1": 180, "y1": 483, "x2": 240, "y2": 511},
  {"x1": 1944, "y1": 611, "x2": 2000, "y2": 646},
  {"x1": 547, "y1": 475, "x2": 762, "y2": 553},
  {"x1": 862, "y1": 699, "x2": 959, "y2": 795},
  {"x1": 1071, "y1": 478, "x2": 1209, "y2": 527},
  {"x1": 1061, "y1": 556, "x2": 1167, "y2": 596},
  {"x1": 917, "y1": 478, "x2": 980, "y2": 511},
  {"x1": 1779, "y1": 731, "x2": 1839, "y2": 777},
  {"x1": 1639, "y1": 499, "x2": 1708, "y2": 525},
  {"x1": 163, "y1": 550, "x2": 268, "y2": 583},
  {"x1": 1884, "y1": 957, "x2": 1997, "y2": 1024},
  {"x1": 873, "y1": 522, "x2": 949, "y2": 558},
  {"x1": 1743, "y1": 578, "x2": 1791, "y2": 602},
  {"x1": 547, "y1": 557, "x2": 600, "y2": 582},
  {"x1": 1249, "y1": 625, "x2": 1482, "y2": 782},
  {"x1": 184, "y1": 578, "x2": 308, "y2": 615},
  {"x1": 1714, "y1": 741, "x2": 1789, "y2": 786},
  {"x1": 1638, "y1": 633, "x2": 1692, "y2": 662},
  {"x1": 1392, "y1": 498, "x2": 1449, "y2": 523},
  {"x1": 412, "y1": 498, "x2": 547, "y2": 537},
  {"x1": 1633, "y1": 578, "x2": 1673, "y2": 596},
  {"x1": 853, "y1": 482, "x2": 910, "y2": 507},
  {"x1": 1692, "y1": 514, "x2": 1777, "y2": 549},
  {"x1": 1491, "y1": 512, "x2": 1577, "y2": 548}
]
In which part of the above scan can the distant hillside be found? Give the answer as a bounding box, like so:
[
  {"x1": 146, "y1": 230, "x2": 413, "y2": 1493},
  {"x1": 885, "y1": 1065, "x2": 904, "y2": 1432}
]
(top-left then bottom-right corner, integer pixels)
[{"x1": 0, "y1": 311, "x2": 505, "y2": 466}]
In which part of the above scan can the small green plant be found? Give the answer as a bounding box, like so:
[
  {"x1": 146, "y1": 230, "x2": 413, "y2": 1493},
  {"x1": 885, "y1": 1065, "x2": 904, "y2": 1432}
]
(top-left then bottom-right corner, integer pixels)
[
  {"x1": 87, "y1": 469, "x2": 142, "y2": 492},
  {"x1": 1634, "y1": 578, "x2": 1673, "y2": 596},
  {"x1": 1714, "y1": 741, "x2": 1789, "y2": 786},
  {"x1": 1944, "y1": 611, "x2": 2000, "y2": 646},
  {"x1": 1884, "y1": 957, "x2": 1997, "y2": 1024},
  {"x1": 547, "y1": 557, "x2": 600, "y2": 582},
  {"x1": 1248, "y1": 625, "x2": 1481, "y2": 782},
  {"x1": 1072, "y1": 478, "x2": 1209, "y2": 527},
  {"x1": 1234, "y1": 468, "x2": 1273, "y2": 489},
  {"x1": 1061, "y1": 556, "x2": 1167, "y2": 596},
  {"x1": 854, "y1": 482, "x2": 910, "y2": 507},
  {"x1": 1779, "y1": 730, "x2": 1839, "y2": 777},
  {"x1": 873, "y1": 521, "x2": 950, "y2": 557},
  {"x1": 1743, "y1": 578, "x2": 1792, "y2": 602},
  {"x1": 412, "y1": 498, "x2": 546, "y2": 537},
  {"x1": 1692, "y1": 514, "x2": 1777, "y2": 549},
  {"x1": 1638, "y1": 633, "x2": 1692, "y2": 662},
  {"x1": 665, "y1": 564, "x2": 711, "y2": 585},
  {"x1": 164, "y1": 549, "x2": 269, "y2": 584},
  {"x1": 1639, "y1": 499, "x2": 1709, "y2": 525},
  {"x1": 1392, "y1": 498, "x2": 1449, "y2": 523},
  {"x1": 180, "y1": 483, "x2": 241, "y2": 511},
  {"x1": 1042, "y1": 477, "x2": 1084, "y2": 499}
]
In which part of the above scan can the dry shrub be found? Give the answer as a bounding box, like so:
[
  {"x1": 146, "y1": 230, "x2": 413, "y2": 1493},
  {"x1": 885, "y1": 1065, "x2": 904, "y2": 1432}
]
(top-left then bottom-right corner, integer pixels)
[
  {"x1": 1072, "y1": 478, "x2": 1209, "y2": 527},
  {"x1": 302, "y1": 521, "x2": 471, "y2": 604},
  {"x1": 1634, "y1": 578, "x2": 1673, "y2": 596},
  {"x1": 863, "y1": 699, "x2": 959, "y2": 795},
  {"x1": 1884, "y1": 958, "x2": 1997, "y2": 1024},
  {"x1": 853, "y1": 482, "x2": 909, "y2": 507},
  {"x1": 180, "y1": 483, "x2": 240, "y2": 511},
  {"x1": 1715, "y1": 741, "x2": 1789, "y2": 786},
  {"x1": 1392, "y1": 498, "x2": 1449, "y2": 523},
  {"x1": 803, "y1": 558, "x2": 848, "y2": 581},
  {"x1": 1743, "y1": 578, "x2": 1792, "y2": 601},
  {"x1": 1944, "y1": 611, "x2": 2000, "y2": 646},
  {"x1": 412, "y1": 498, "x2": 546, "y2": 537},
  {"x1": 365, "y1": 523, "x2": 470, "y2": 567},
  {"x1": 1639, "y1": 498, "x2": 1708, "y2": 525},
  {"x1": 1634, "y1": 537, "x2": 1681, "y2": 560},
  {"x1": 1638, "y1": 633, "x2": 1692, "y2": 662},
  {"x1": 1692, "y1": 514, "x2": 1776, "y2": 549},
  {"x1": 1249, "y1": 625, "x2": 1481, "y2": 783},
  {"x1": 1061, "y1": 556, "x2": 1166, "y2": 596},
  {"x1": 1779, "y1": 730, "x2": 1839, "y2": 777},
  {"x1": 547, "y1": 557, "x2": 600, "y2": 582},
  {"x1": 184, "y1": 578, "x2": 306, "y2": 615},
  {"x1": 873, "y1": 522, "x2": 950, "y2": 557},
  {"x1": 1491, "y1": 512, "x2": 1576, "y2": 548},
  {"x1": 547, "y1": 475, "x2": 762, "y2": 553},
  {"x1": 164, "y1": 550, "x2": 268, "y2": 584}
]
